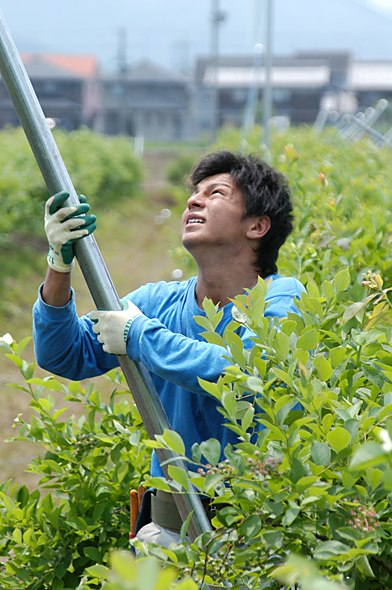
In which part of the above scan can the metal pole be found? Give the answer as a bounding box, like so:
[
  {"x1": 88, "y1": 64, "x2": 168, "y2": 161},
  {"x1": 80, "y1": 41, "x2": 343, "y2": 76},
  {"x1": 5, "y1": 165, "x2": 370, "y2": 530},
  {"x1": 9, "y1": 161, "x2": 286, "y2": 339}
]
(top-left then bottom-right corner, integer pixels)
[
  {"x1": 240, "y1": 43, "x2": 263, "y2": 152},
  {"x1": 262, "y1": 0, "x2": 273, "y2": 151},
  {"x1": 0, "y1": 9, "x2": 211, "y2": 542},
  {"x1": 210, "y1": 0, "x2": 225, "y2": 142},
  {"x1": 210, "y1": 0, "x2": 219, "y2": 142}
]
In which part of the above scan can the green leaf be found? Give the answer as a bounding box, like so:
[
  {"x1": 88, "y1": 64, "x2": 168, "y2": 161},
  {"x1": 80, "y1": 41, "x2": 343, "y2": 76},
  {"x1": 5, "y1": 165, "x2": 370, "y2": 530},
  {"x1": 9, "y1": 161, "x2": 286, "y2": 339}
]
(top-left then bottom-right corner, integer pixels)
[
  {"x1": 241, "y1": 405, "x2": 255, "y2": 431},
  {"x1": 180, "y1": 510, "x2": 194, "y2": 543},
  {"x1": 297, "y1": 328, "x2": 319, "y2": 351},
  {"x1": 272, "y1": 367, "x2": 294, "y2": 388},
  {"x1": 222, "y1": 390, "x2": 237, "y2": 417},
  {"x1": 329, "y1": 346, "x2": 347, "y2": 368},
  {"x1": 349, "y1": 442, "x2": 387, "y2": 470},
  {"x1": 167, "y1": 465, "x2": 189, "y2": 490},
  {"x1": 13, "y1": 528, "x2": 22, "y2": 544},
  {"x1": 198, "y1": 378, "x2": 222, "y2": 399},
  {"x1": 321, "y1": 279, "x2": 335, "y2": 302},
  {"x1": 27, "y1": 376, "x2": 64, "y2": 393},
  {"x1": 276, "y1": 401, "x2": 297, "y2": 426},
  {"x1": 201, "y1": 331, "x2": 227, "y2": 347},
  {"x1": 275, "y1": 331, "x2": 290, "y2": 361},
  {"x1": 342, "y1": 302, "x2": 365, "y2": 323},
  {"x1": 327, "y1": 427, "x2": 351, "y2": 453},
  {"x1": 313, "y1": 355, "x2": 333, "y2": 381},
  {"x1": 0, "y1": 338, "x2": 14, "y2": 354},
  {"x1": 362, "y1": 364, "x2": 385, "y2": 390},
  {"x1": 204, "y1": 473, "x2": 224, "y2": 493},
  {"x1": 85, "y1": 564, "x2": 110, "y2": 579},
  {"x1": 334, "y1": 267, "x2": 350, "y2": 293},
  {"x1": 148, "y1": 477, "x2": 172, "y2": 493},
  {"x1": 162, "y1": 429, "x2": 186, "y2": 456},
  {"x1": 314, "y1": 540, "x2": 350, "y2": 559},
  {"x1": 115, "y1": 462, "x2": 129, "y2": 483},
  {"x1": 83, "y1": 546, "x2": 102, "y2": 562},
  {"x1": 282, "y1": 506, "x2": 300, "y2": 526},
  {"x1": 200, "y1": 438, "x2": 221, "y2": 467},
  {"x1": 295, "y1": 475, "x2": 319, "y2": 493},
  {"x1": 311, "y1": 440, "x2": 331, "y2": 467},
  {"x1": 246, "y1": 376, "x2": 264, "y2": 393},
  {"x1": 240, "y1": 514, "x2": 261, "y2": 542},
  {"x1": 356, "y1": 555, "x2": 375, "y2": 578},
  {"x1": 52, "y1": 578, "x2": 64, "y2": 590}
]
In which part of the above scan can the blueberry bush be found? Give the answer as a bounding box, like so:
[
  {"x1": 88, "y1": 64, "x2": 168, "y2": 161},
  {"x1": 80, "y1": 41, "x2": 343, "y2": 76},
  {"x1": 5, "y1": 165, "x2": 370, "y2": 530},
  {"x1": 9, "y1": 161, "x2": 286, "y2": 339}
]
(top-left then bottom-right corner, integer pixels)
[{"x1": 2, "y1": 124, "x2": 392, "y2": 589}]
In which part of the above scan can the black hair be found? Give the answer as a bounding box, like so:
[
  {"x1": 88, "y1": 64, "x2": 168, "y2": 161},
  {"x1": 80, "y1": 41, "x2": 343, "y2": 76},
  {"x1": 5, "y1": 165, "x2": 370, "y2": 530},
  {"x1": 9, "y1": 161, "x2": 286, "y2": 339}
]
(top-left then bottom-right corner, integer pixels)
[{"x1": 189, "y1": 149, "x2": 294, "y2": 278}]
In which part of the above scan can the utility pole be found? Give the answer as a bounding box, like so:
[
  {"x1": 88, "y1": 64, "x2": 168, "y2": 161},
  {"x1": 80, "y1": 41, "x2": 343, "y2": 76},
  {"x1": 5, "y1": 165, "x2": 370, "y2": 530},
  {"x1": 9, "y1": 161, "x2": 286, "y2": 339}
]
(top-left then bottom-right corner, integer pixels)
[
  {"x1": 210, "y1": 0, "x2": 225, "y2": 142},
  {"x1": 262, "y1": 0, "x2": 273, "y2": 151},
  {"x1": 117, "y1": 27, "x2": 128, "y2": 134}
]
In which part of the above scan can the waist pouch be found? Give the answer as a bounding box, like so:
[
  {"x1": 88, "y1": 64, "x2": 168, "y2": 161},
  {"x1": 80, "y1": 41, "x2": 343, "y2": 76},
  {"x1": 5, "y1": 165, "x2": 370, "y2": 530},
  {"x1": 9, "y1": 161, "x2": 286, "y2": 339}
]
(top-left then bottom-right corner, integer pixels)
[{"x1": 137, "y1": 489, "x2": 219, "y2": 535}]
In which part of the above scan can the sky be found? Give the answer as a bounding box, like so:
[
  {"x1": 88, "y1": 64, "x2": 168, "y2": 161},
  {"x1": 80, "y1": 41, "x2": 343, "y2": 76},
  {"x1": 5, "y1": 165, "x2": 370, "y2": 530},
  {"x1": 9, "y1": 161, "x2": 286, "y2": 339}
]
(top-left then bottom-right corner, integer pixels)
[{"x1": 1, "y1": 0, "x2": 392, "y2": 73}]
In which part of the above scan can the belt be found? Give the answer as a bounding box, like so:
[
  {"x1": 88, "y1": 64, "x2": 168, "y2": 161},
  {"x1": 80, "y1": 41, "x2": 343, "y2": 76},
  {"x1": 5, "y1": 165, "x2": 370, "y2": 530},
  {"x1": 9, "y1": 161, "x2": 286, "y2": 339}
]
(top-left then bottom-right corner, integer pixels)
[{"x1": 151, "y1": 489, "x2": 219, "y2": 533}]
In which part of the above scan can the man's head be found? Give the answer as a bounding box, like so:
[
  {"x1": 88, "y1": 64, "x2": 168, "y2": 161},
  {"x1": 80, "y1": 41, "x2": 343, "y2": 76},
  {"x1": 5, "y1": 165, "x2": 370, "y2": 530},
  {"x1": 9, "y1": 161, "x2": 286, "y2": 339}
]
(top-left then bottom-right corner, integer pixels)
[{"x1": 188, "y1": 150, "x2": 294, "y2": 278}]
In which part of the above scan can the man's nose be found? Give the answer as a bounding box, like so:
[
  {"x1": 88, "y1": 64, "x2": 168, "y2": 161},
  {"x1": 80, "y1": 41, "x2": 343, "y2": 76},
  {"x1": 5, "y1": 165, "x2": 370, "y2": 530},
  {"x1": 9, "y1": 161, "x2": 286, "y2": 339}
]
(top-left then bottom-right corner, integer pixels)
[{"x1": 187, "y1": 191, "x2": 205, "y2": 208}]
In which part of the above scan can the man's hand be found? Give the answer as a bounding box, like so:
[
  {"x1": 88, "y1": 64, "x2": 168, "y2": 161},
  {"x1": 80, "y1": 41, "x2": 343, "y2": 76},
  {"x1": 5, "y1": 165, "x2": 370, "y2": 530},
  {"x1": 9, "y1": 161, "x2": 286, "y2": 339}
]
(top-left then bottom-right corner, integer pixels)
[
  {"x1": 45, "y1": 191, "x2": 97, "y2": 273},
  {"x1": 90, "y1": 300, "x2": 144, "y2": 355}
]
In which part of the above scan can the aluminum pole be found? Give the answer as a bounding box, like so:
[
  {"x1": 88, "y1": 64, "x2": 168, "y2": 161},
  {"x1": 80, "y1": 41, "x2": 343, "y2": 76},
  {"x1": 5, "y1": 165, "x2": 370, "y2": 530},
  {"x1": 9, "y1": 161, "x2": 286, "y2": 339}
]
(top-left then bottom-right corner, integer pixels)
[
  {"x1": 262, "y1": 0, "x2": 273, "y2": 151},
  {"x1": 240, "y1": 43, "x2": 263, "y2": 153},
  {"x1": 0, "y1": 9, "x2": 211, "y2": 542}
]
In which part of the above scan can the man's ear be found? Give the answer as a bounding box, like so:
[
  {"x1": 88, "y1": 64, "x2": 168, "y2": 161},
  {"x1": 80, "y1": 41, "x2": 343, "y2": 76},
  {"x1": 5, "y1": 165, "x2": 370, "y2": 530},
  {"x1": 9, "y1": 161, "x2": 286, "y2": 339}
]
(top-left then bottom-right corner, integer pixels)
[{"x1": 246, "y1": 215, "x2": 271, "y2": 240}]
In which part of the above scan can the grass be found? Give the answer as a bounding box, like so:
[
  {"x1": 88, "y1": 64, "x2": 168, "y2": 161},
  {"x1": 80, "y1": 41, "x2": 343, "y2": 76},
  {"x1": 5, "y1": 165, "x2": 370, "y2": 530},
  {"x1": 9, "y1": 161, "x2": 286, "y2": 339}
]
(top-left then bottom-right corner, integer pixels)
[{"x1": 0, "y1": 147, "x2": 199, "y2": 489}]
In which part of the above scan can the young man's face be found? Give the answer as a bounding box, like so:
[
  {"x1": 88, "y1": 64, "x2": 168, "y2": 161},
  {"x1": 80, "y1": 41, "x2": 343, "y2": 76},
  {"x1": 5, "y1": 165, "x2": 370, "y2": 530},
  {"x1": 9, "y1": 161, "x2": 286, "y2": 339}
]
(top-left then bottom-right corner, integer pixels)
[{"x1": 181, "y1": 173, "x2": 251, "y2": 255}]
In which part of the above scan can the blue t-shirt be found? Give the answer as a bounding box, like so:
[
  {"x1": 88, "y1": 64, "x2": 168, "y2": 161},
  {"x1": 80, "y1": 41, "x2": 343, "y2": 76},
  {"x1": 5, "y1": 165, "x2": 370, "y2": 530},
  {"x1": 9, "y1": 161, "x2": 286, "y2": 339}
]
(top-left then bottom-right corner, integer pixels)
[{"x1": 33, "y1": 275, "x2": 304, "y2": 477}]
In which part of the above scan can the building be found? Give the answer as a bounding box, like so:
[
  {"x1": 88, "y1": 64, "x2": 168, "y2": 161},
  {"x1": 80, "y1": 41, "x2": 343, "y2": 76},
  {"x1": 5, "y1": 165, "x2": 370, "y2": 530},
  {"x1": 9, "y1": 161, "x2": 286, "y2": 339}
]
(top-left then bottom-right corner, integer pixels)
[
  {"x1": 99, "y1": 59, "x2": 192, "y2": 140},
  {"x1": 1, "y1": 50, "x2": 392, "y2": 139},
  {"x1": 194, "y1": 53, "x2": 340, "y2": 133},
  {"x1": 0, "y1": 53, "x2": 100, "y2": 130},
  {"x1": 194, "y1": 51, "x2": 392, "y2": 135}
]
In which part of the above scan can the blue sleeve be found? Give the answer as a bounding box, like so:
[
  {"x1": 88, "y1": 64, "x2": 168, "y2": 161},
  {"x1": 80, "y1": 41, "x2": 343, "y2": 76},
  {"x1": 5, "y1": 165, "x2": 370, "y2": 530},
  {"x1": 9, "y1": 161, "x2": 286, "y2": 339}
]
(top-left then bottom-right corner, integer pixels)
[
  {"x1": 124, "y1": 279, "x2": 304, "y2": 395},
  {"x1": 126, "y1": 314, "x2": 231, "y2": 395},
  {"x1": 265, "y1": 276, "x2": 304, "y2": 318},
  {"x1": 33, "y1": 286, "x2": 118, "y2": 380}
]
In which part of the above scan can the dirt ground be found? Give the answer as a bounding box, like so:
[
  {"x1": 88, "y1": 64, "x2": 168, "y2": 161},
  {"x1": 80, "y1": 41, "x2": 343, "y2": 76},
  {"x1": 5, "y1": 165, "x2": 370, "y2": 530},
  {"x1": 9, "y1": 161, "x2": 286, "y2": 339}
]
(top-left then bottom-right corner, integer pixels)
[{"x1": 0, "y1": 147, "x2": 194, "y2": 491}]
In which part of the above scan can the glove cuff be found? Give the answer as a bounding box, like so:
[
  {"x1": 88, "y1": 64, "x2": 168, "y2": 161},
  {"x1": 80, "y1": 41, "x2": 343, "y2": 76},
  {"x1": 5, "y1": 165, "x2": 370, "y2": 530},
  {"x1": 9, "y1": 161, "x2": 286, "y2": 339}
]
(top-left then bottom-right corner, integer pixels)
[{"x1": 47, "y1": 249, "x2": 75, "y2": 273}]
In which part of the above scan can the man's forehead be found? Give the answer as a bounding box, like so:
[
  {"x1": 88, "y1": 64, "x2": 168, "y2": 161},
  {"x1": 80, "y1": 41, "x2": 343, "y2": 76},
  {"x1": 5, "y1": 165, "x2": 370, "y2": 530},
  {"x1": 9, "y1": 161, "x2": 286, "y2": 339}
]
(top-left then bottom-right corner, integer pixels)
[{"x1": 194, "y1": 172, "x2": 234, "y2": 190}]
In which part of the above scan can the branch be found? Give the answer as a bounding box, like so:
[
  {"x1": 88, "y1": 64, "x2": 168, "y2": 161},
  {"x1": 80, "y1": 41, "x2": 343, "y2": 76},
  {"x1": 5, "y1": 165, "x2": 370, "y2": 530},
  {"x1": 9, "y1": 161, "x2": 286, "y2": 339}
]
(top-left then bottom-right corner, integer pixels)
[{"x1": 371, "y1": 554, "x2": 392, "y2": 577}]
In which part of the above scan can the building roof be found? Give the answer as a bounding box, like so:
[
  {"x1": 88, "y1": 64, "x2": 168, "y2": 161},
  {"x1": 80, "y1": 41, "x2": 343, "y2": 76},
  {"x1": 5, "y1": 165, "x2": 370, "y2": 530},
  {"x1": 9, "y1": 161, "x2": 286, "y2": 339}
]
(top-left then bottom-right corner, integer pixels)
[
  {"x1": 347, "y1": 61, "x2": 392, "y2": 91},
  {"x1": 295, "y1": 50, "x2": 352, "y2": 72},
  {"x1": 103, "y1": 59, "x2": 187, "y2": 84},
  {"x1": 20, "y1": 53, "x2": 99, "y2": 79}
]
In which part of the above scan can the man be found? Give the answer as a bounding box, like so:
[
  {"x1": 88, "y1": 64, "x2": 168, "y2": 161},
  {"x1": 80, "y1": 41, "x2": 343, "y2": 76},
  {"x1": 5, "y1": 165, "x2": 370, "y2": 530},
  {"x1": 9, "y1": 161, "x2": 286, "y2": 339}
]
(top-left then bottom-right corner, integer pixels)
[{"x1": 33, "y1": 149, "x2": 304, "y2": 546}]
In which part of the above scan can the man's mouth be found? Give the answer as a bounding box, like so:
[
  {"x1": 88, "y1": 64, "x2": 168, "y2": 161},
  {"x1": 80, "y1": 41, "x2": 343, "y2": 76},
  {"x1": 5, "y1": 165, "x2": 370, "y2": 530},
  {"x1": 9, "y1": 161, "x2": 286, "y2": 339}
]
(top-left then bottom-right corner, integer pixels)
[{"x1": 186, "y1": 218, "x2": 205, "y2": 225}]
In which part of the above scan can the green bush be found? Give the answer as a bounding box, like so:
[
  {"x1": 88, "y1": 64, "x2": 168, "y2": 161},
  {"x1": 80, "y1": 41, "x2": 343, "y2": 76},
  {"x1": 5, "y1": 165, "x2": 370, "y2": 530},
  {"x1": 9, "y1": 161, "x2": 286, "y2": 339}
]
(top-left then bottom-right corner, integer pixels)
[
  {"x1": 0, "y1": 336, "x2": 150, "y2": 590},
  {"x1": 3, "y1": 268, "x2": 392, "y2": 589},
  {"x1": 129, "y1": 271, "x2": 392, "y2": 588},
  {"x1": 2, "y1": 125, "x2": 392, "y2": 589},
  {"x1": 0, "y1": 126, "x2": 143, "y2": 239},
  {"x1": 0, "y1": 126, "x2": 143, "y2": 298},
  {"x1": 166, "y1": 154, "x2": 198, "y2": 186},
  {"x1": 169, "y1": 126, "x2": 392, "y2": 287}
]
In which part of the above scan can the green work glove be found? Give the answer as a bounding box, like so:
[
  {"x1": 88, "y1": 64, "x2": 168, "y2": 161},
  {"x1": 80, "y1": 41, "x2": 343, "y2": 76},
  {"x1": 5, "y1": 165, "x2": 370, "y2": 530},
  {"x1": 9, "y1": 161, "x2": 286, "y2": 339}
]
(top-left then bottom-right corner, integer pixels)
[
  {"x1": 90, "y1": 299, "x2": 144, "y2": 355},
  {"x1": 45, "y1": 191, "x2": 97, "y2": 273}
]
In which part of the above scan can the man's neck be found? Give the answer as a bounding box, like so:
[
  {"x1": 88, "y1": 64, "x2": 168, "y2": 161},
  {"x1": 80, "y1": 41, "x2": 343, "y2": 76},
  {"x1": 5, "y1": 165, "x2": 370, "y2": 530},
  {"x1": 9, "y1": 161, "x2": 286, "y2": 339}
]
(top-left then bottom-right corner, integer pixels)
[{"x1": 195, "y1": 263, "x2": 260, "y2": 309}]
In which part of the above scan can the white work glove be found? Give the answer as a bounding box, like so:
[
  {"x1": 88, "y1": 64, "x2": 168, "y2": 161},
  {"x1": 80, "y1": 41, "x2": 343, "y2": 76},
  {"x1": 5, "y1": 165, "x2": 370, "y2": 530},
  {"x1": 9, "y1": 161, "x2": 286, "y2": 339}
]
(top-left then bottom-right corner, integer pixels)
[
  {"x1": 45, "y1": 191, "x2": 96, "y2": 273},
  {"x1": 90, "y1": 299, "x2": 144, "y2": 355}
]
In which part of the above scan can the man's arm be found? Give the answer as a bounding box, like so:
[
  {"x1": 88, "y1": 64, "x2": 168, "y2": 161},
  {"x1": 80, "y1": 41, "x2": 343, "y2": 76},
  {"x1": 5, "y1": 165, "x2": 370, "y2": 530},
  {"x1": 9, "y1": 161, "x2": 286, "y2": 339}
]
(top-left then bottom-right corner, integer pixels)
[
  {"x1": 42, "y1": 268, "x2": 72, "y2": 307},
  {"x1": 41, "y1": 191, "x2": 96, "y2": 307}
]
